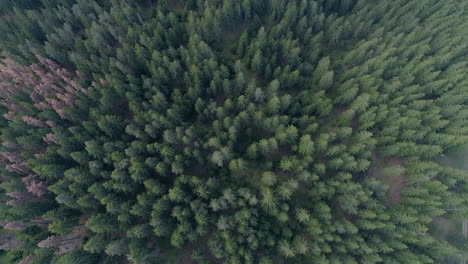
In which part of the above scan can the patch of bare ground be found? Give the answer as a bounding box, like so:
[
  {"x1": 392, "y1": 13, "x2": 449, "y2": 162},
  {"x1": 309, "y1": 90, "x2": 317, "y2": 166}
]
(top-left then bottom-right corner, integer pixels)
[
  {"x1": 265, "y1": 147, "x2": 290, "y2": 161},
  {"x1": 333, "y1": 198, "x2": 358, "y2": 221},
  {"x1": 174, "y1": 244, "x2": 196, "y2": 264},
  {"x1": 325, "y1": 105, "x2": 357, "y2": 134},
  {"x1": 331, "y1": 105, "x2": 347, "y2": 120},
  {"x1": 2, "y1": 14, "x2": 13, "y2": 20},
  {"x1": 370, "y1": 152, "x2": 406, "y2": 206},
  {"x1": 183, "y1": 164, "x2": 206, "y2": 177},
  {"x1": 350, "y1": 118, "x2": 359, "y2": 132},
  {"x1": 110, "y1": 99, "x2": 133, "y2": 120},
  {"x1": 175, "y1": 231, "x2": 223, "y2": 264},
  {"x1": 168, "y1": 0, "x2": 184, "y2": 12},
  {"x1": 431, "y1": 217, "x2": 452, "y2": 240},
  {"x1": 275, "y1": 170, "x2": 293, "y2": 182},
  {"x1": 222, "y1": 21, "x2": 248, "y2": 45},
  {"x1": 332, "y1": 105, "x2": 359, "y2": 131}
]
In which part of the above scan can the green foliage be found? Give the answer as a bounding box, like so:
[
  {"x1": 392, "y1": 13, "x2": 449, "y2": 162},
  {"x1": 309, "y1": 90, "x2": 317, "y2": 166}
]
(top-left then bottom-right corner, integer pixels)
[
  {"x1": 0, "y1": 0, "x2": 468, "y2": 263},
  {"x1": 52, "y1": 250, "x2": 98, "y2": 264}
]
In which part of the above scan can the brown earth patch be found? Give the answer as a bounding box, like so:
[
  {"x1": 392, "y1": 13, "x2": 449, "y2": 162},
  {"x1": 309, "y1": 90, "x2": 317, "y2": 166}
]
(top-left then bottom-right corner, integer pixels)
[
  {"x1": 175, "y1": 230, "x2": 223, "y2": 264},
  {"x1": 167, "y1": 0, "x2": 184, "y2": 12},
  {"x1": 222, "y1": 21, "x2": 248, "y2": 45},
  {"x1": 183, "y1": 164, "x2": 207, "y2": 177},
  {"x1": 174, "y1": 244, "x2": 196, "y2": 264},
  {"x1": 350, "y1": 118, "x2": 359, "y2": 132},
  {"x1": 370, "y1": 152, "x2": 406, "y2": 206},
  {"x1": 431, "y1": 217, "x2": 452, "y2": 240},
  {"x1": 386, "y1": 172, "x2": 405, "y2": 206},
  {"x1": 333, "y1": 105, "x2": 347, "y2": 114},
  {"x1": 265, "y1": 147, "x2": 290, "y2": 161}
]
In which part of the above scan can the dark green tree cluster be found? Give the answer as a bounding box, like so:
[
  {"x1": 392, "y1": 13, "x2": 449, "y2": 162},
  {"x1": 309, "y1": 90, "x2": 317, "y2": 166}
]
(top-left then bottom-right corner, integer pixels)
[{"x1": 0, "y1": 0, "x2": 468, "y2": 263}]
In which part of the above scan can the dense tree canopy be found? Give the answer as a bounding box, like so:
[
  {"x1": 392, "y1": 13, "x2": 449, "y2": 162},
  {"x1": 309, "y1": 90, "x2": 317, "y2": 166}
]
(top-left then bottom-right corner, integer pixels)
[{"x1": 1, "y1": 0, "x2": 468, "y2": 263}]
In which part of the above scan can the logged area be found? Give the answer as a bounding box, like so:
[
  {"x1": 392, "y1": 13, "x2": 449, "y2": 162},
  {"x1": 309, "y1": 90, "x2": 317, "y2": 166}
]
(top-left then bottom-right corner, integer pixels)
[{"x1": 0, "y1": 0, "x2": 468, "y2": 263}]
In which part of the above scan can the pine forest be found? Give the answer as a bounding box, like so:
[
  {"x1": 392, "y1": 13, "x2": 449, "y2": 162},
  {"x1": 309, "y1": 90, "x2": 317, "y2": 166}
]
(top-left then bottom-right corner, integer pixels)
[{"x1": 1, "y1": 0, "x2": 468, "y2": 263}]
